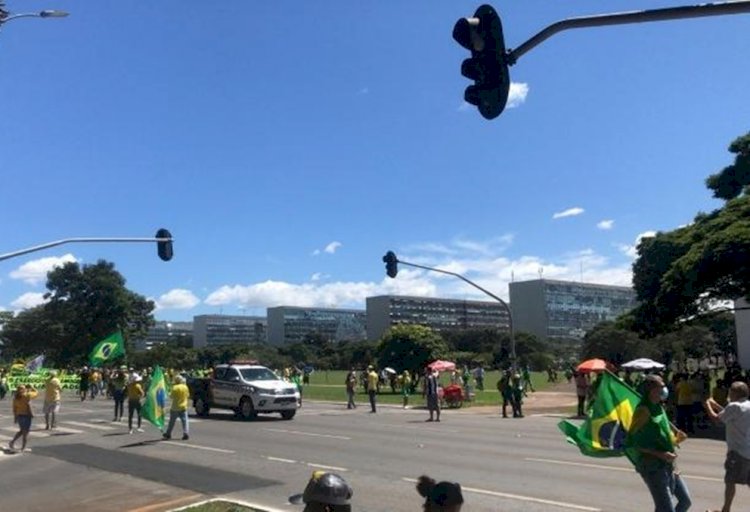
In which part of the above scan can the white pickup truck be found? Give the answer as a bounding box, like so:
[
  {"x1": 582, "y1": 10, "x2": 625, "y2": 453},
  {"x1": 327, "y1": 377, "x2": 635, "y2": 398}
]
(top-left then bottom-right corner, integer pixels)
[{"x1": 188, "y1": 363, "x2": 300, "y2": 420}]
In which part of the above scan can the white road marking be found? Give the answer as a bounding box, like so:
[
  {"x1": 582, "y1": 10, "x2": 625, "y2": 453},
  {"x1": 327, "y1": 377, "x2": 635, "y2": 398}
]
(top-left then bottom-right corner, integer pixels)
[
  {"x1": 1, "y1": 427, "x2": 49, "y2": 439},
  {"x1": 161, "y1": 441, "x2": 235, "y2": 454},
  {"x1": 380, "y1": 423, "x2": 459, "y2": 434},
  {"x1": 262, "y1": 428, "x2": 351, "y2": 440},
  {"x1": 306, "y1": 462, "x2": 347, "y2": 472},
  {"x1": 0, "y1": 434, "x2": 13, "y2": 441},
  {"x1": 265, "y1": 456, "x2": 297, "y2": 464},
  {"x1": 50, "y1": 426, "x2": 84, "y2": 434},
  {"x1": 402, "y1": 477, "x2": 601, "y2": 511},
  {"x1": 62, "y1": 421, "x2": 115, "y2": 431},
  {"x1": 525, "y1": 457, "x2": 724, "y2": 483}
]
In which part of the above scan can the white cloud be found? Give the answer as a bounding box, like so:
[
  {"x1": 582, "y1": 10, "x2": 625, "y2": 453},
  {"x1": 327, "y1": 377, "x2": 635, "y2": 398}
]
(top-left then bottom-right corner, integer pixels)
[
  {"x1": 597, "y1": 220, "x2": 615, "y2": 230},
  {"x1": 553, "y1": 207, "x2": 585, "y2": 220},
  {"x1": 9, "y1": 253, "x2": 77, "y2": 285},
  {"x1": 11, "y1": 292, "x2": 48, "y2": 310},
  {"x1": 507, "y1": 82, "x2": 529, "y2": 109},
  {"x1": 618, "y1": 230, "x2": 658, "y2": 258},
  {"x1": 311, "y1": 273, "x2": 330, "y2": 282},
  {"x1": 155, "y1": 289, "x2": 200, "y2": 310},
  {"x1": 324, "y1": 241, "x2": 342, "y2": 254},
  {"x1": 206, "y1": 235, "x2": 636, "y2": 311}
]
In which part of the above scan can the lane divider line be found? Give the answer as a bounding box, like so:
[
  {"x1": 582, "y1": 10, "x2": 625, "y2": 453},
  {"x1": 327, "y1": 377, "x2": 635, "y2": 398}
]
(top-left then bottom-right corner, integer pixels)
[
  {"x1": 161, "y1": 441, "x2": 235, "y2": 454},
  {"x1": 524, "y1": 457, "x2": 724, "y2": 483},
  {"x1": 306, "y1": 462, "x2": 348, "y2": 472},
  {"x1": 262, "y1": 428, "x2": 351, "y2": 440},
  {"x1": 63, "y1": 421, "x2": 114, "y2": 431},
  {"x1": 266, "y1": 456, "x2": 297, "y2": 464},
  {"x1": 402, "y1": 477, "x2": 601, "y2": 511},
  {"x1": 264, "y1": 455, "x2": 348, "y2": 472}
]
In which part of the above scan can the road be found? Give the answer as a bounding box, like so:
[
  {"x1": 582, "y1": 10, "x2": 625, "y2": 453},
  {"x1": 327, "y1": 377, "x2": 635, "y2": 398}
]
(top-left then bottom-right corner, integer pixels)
[{"x1": 0, "y1": 391, "x2": 736, "y2": 512}]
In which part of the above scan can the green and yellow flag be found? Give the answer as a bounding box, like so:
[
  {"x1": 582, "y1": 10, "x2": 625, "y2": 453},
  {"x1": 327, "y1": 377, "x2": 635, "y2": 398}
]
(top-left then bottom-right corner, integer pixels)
[
  {"x1": 88, "y1": 331, "x2": 126, "y2": 366},
  {"x1": 558, "y1": 371, "x2": 641, "y2": 463},
  {"x1": 142, "y1": 366, "x2": 167, "y2": 430}
]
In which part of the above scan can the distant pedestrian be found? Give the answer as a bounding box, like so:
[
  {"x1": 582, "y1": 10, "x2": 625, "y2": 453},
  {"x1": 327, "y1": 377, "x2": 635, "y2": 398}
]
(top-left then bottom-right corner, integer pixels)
[
  {"x1": 511, "y1": 373, "x2": 524, "y2": 418},
  {"x1": 9, "y1": 384, "x2": 38, "y2": 453},
  {"x1": 522, "y1": 366, "x2": 535, "y2": 394},
  {"x1": 127, "y1": 373, "x2": 145, "y2": 434},
  {"x1": 424, "y1": 368, "x2": 441, "y2": 422},
  {"x1": 402, "y1": 370, "x2": 412, "y2": 409},
  {"x1": 704, "y1": 381, "x2": 750, "y2": 512},
  {"x1": 0, "y1": 370, "x2": 8, "y2": 400},
  {"x1": 474, "y1": 366, "x2": 485, "y2": 391},
  {"x1": 43, "y1": 370, "x2": 62, "y2": 430},
  {"x1": 416, "y1": 475, "x2": 464, "y2": 512},
  {"x1": 497, "y1": 370, "x2": 512, "y2": 418},
  {"x1": 163, "y1": 375, "x2": 189, "y2": 441},
  {"x1": 575, "y1": 371, "x2": 589, "y2": 417},
  {"x1": 78, "y1": 366, "x2": 90, "y2": 401},
  {"x1": 345, "y1": 368, "x2": 357, "y2": 410},
  {"x1": 367, "y1": 366, "x2": 378, "y2": 413},
  {"x1": 627, "y1": 374, "x2": 691, "y2": 512},
  {"x1": 111, "y1": 368, "x2": 127, "y2": 422}
]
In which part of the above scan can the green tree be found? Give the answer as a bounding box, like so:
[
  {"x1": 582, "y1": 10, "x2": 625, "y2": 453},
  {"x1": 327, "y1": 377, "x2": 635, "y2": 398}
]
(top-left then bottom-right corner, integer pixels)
[
  {"x1": 631, "y1": 132, "x2": 750, "y2": 335},
  {"x1": 2, "y1": 260, "x2": 154, "y2": 365},
  {"x1": 581, "y1": 322, "x2": 648, "y2": 366},
  {"x1": 376, "y1": 325, "x2": 450, "y2": 376}
]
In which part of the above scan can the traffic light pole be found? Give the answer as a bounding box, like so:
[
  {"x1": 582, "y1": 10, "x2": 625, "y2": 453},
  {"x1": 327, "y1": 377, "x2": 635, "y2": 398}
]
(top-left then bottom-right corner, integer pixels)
[
  {"x1": 506, "y1": 1, "x2": 750, "y2": 64},
  {"x1": 0, "y1": 236, "x2": 172, "y2": 262},
  {"x1": 395, "y1": 258, "x2": 517, "y2": 370}
]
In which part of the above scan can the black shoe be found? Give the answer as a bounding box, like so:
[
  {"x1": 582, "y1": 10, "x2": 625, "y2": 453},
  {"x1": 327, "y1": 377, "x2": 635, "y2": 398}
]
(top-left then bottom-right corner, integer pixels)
[
  {"x1": 182, "y1": 434, "x2": 189, "y2": 441},
  {"x1": 162, "y1": 434, "x2": 171, "y2": 440}
]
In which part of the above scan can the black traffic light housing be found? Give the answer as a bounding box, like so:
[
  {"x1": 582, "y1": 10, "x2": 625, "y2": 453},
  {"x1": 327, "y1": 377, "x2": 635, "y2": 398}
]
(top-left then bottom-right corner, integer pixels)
[
  {"x1": 453, "y1": 4, "x2": 510, "y2": 120},
  {"x1": 156, "y1": 228, "x2": 173, "y2": 261},
  {"x1": 383, "y1": 251, "x2": 398, "y2": 278}
]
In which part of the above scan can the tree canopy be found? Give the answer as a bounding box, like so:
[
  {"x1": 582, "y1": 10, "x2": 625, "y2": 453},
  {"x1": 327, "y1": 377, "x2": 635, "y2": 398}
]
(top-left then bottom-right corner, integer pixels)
[
  {"x1": 376, "y1": 324, "x2": 450, "y2": 375},
  {"x1": 631, "y1": 131, "x2": 750, "y2": 335},
  {"x1": 2, "y1": 260, "x2": 154, "y2": 365}
]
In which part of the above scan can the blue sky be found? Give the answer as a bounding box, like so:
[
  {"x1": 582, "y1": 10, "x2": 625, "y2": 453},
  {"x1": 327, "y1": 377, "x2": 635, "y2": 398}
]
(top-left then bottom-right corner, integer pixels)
[{"x1": 1, "y1": 0, "x2": 748, "y2": 321}]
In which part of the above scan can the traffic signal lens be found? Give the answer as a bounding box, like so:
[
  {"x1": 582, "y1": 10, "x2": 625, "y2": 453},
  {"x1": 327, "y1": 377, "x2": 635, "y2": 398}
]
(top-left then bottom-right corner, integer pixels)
[{"x1": 156, "y1": 228, "x2": 173, "y2": 262}]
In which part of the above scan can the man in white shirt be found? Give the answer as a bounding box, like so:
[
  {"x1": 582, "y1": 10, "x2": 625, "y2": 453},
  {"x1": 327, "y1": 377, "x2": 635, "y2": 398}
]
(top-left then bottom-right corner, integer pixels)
[{"x1": 705, "y1": 381, "x2": 750, "y2": 512}]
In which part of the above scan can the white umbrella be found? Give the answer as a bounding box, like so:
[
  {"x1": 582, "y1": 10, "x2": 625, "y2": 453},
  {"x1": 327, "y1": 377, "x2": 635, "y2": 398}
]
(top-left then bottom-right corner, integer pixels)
[
  {"x1": 384, "y1": 367, "x2": 397, "y2": 375},
  {"x1": 621, "y1": 358, "x2": 665, "y2": 371}
]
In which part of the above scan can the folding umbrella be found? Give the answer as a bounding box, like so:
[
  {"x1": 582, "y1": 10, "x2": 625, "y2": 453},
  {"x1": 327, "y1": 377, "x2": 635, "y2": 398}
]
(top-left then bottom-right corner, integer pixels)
[
  {"x1": 427, "y1": 360, "x2": 456, "y2": 372},
  {"x1": 621, "y1": 358, "x2": 665, "y2": 371},
  {"x1": 576, "y1": 358, "x2": 609, "y2": 373}
]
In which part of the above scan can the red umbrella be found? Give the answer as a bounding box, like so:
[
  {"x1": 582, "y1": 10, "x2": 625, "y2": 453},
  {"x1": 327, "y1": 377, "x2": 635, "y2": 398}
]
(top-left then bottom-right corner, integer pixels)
[
  {"x1": 427, "y1": 360, "x2": 456, "y2": 372},
  {"x1": 576, "y1": 358, "x2": 610, "y2": 373}
]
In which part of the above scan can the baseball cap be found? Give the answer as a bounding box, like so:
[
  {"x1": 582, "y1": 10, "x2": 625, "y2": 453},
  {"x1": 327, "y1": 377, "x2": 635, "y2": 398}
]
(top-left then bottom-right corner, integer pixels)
[{"x1": 289, "y1": 471, "x2": 353, "y2": 508}]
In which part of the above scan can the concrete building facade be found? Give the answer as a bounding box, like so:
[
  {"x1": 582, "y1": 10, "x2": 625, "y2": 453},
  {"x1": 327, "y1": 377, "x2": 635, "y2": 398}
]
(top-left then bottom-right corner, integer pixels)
[
  {"x1": 267, "y1": 306, "x2": 367, "y2": 345},
  {"x1": 509, "y1": 279, "x2": 637, "y2": 342},
  {"x1": 193, "y1": 315, "x2": 267, "y2": 348},
  {"x1": 366, "y1": 295, "x2": 510, "y2": 341},
  {"x1": 134, "y1": 320, "x2": 194, "y2": 351}
]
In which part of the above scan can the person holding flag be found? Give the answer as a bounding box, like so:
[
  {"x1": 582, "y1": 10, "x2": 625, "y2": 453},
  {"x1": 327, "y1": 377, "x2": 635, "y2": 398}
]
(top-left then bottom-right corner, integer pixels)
[
  {"x1": 142, "y1": 366, "x2": 167, "y2": 433},
  {"x1": 628, "y1": 375, "x2": 692, "y2": 512},
  {"x1": 163, "y1": 375, "x2": 190, "y2": 441},
  {"x1": 43, "y1": 370, "x2": 62, "y2": 430}
]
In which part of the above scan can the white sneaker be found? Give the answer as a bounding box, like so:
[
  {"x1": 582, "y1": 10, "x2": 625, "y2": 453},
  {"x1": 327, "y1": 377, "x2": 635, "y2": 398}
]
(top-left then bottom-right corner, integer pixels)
[
  {"x1": 136, "y1": 428, "x2": 144, "y2": 433},
  {"x1": 128, "y1": 429, "x2": 133, "y2": 434}
]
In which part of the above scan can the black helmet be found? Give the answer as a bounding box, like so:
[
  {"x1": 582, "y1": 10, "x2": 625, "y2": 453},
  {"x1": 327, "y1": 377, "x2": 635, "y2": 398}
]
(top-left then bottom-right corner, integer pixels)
[{"x1": 290, "y1": 471, "x2": 353, "y2": 507}]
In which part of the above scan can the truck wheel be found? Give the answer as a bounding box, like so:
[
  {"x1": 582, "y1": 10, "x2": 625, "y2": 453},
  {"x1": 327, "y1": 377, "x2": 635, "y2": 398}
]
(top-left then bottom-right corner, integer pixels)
[
  {"x1": 280, "y1": 410, "x2": 296, "y2": 420},
  {"x1": 195, "y1": 397, "x2": 210, "y2": 417},
  {"x1": 239, "y1": 396, "x2": 257, "y2": 420}
]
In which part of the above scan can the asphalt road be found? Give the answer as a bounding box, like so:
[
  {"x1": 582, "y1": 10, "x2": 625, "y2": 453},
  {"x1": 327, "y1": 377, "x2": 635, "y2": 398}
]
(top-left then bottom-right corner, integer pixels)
[{"x1": 0, "y1": 391, "x2": 740, "y2": 512}]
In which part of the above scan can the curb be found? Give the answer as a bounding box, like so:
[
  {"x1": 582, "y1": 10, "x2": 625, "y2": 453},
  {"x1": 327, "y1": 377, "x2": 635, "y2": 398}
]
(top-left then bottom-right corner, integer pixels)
[{"x1": 170, "y1": 497, "x2": 287, "y2": 512}]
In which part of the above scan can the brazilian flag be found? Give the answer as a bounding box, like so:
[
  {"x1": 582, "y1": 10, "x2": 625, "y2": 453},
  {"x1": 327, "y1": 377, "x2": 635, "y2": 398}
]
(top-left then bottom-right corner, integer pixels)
[
  {"x1": 88, "y1": 331, "x2": 126, "y2": 366},
  {"x1": 142, "y1": 366, "x2": 167, "y2": 430},
  {"x1": 558, "y1": 371, "x2": 641, "y2": 464}
]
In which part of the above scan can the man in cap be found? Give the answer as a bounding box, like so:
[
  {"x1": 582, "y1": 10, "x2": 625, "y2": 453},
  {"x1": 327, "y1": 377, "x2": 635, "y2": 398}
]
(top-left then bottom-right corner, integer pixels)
[
  {"x1": 289, "y1": 471, "x2": 353, "y2": 512},
  {"x1": 366, "y1": 366, "x2": 378, "y2": 413}
]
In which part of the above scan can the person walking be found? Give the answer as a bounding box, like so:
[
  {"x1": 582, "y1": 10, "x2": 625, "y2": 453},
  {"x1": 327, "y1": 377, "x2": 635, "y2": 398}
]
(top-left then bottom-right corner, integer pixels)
[
  {"x1": 127, "y1": 373, "x2": 145, "y2": 434},
  {"x1": 43, "y1": 370, "x2": 62, "y2": 430},
  {"x1": 9, "y1": 384, "x2": 38, "y2": 453},
  {"x1": 575, "y1": 371, "x2": 590, "y2": 417},
  {"x1": 367, "y1": 366, "x2": 378, "y2": 413},
  {"x1": 345, "y1": 368, "x2": 357, "y2": 410},
  {"x1": 511, "y1": 372, "x2": 524, "y2": 418},
  {"x1": 627, "y1": 374, "x2": 691, "y2": 512},
  {"x1": 497, "y1": 370, "x2": 513, "y2": 418},
  {"x1": 111, "y1": 368, "x2": 127, "y2": 422},
  {"x1": 402, "y1": 370, "x2": 412, "y2": 409},
  {"x1": 163, "y1": 375, "x2": 190, "y2": 441},
  {"x1": 424, "y1": 368, "x2": 441, "y2": 422},
  {"x1": 704, "y1": 381, "x2": 750, "y2": 512},
  {"x1": 78, "y1": 366, "x2": 90, "y2": 402}
]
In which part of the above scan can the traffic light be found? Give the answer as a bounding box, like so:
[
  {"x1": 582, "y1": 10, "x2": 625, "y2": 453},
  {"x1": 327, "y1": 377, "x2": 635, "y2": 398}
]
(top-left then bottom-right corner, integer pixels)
[
  {"x1": 383, "y1": 251, "x2": 398, "y2": 278},
  {"x1": 156, "y1": 228, "x2": 173, "y2": 261},
  {"x1": 453, "y1": 4, "x2": 510, "y2": 120}
]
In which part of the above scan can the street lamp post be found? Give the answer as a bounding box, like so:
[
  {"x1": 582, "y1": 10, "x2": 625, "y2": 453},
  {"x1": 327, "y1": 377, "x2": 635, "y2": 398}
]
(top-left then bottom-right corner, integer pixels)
[
  {"x1": 0, "y1": 1, "x2": 68, "y2": 31},
  {"x1": 382, "y1": 251, "x2": 517, "y2": 370}
]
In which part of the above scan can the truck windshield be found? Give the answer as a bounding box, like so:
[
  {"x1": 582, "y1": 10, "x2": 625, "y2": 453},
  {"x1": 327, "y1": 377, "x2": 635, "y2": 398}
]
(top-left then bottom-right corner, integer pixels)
[{"x1": 239, "y1": 368, "x2": 278, "y2": 381}]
